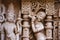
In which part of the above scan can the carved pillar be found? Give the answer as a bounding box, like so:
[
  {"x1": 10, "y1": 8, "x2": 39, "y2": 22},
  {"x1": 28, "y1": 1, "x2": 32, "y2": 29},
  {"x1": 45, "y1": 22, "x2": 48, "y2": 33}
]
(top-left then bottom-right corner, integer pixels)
[
  {"x1": 45, "y1": 22, "x2": 53, "y2": 39},
  {"x1": 22, "y1": 11, "x2": 30, "y2": 40},
  {"x1": 46, "y1": 0, "x2": 55, "y2": 40},
  {"x1": 45, "y1": 15, "x2": 53, "y2": 40},
  {"x1": 53, "y1": 3, "x2": 58, "y2": 40},
  {"x1": 22, "y1": 20, "x2": 30, "y2": 40},
  {"x1": 22, "y1": 2, "x2": 31, "y2": 40}
]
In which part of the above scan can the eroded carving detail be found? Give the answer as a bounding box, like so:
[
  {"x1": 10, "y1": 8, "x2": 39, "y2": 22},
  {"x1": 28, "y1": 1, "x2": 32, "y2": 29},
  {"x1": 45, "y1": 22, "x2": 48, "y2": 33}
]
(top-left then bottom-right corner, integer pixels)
[
  {"x1": 29, "y1": 11, "x2": 46, "y2": 40},
  {"x1": 1, "y1": 3, "x2": 17, "y2": 40}
]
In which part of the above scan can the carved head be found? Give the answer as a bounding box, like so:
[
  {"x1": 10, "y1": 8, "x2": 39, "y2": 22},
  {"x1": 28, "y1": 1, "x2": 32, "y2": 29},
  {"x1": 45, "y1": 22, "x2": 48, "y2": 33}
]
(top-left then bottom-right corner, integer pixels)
[
  {"x1": 36, "y1": 11, "x2": 46, "y2": 21},
  {"x1": 6, "y1": 3, "x2": 15, "y2": 22}
]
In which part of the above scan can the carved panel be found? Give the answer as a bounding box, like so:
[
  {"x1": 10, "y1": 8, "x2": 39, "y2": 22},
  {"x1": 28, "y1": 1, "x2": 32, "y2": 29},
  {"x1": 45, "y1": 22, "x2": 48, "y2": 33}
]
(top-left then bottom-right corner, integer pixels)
[{"x1": 1, "y1": 0, "x2": 60, "y2": 40}]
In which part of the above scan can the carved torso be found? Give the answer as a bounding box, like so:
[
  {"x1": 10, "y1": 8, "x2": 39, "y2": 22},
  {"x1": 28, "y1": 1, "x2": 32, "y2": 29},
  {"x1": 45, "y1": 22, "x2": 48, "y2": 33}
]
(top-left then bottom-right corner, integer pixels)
[
  {"x1": 34, "y1": 22, "x2": 44, "y2": 33},
  {"x1": 2, "y1": 22, "x2": 16, "y2": 35}
]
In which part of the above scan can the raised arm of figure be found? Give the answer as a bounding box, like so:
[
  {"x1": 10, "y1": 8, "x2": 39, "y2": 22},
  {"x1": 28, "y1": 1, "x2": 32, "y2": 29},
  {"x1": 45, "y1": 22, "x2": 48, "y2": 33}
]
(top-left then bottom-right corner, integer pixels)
[
  {"x1": 17, "y1": 21, "x2": 22, "y2": 35},
  {"x1": 31, "y1": 22, "x2": 37, "y2": 33}
]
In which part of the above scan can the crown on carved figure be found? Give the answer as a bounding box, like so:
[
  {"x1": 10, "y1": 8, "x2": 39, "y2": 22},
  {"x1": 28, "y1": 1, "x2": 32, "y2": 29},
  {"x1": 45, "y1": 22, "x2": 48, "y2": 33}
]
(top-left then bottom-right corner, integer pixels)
[
  {"x1": 8, "y1": 3, "x2": 15, "y2": 14},
  {"x1": 6, "y1": 3, "x2": 15, "y2": 22}
]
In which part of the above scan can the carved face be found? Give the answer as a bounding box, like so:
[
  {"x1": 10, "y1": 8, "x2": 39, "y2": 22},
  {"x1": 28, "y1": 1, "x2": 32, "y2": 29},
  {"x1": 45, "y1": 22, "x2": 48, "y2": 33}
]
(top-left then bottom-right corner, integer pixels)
[
  {"x1": 7, "y1": 13, "x2": 15, "y2": 22},
  {"x1": 6, "y1": 3, "x2": 15, "y2": 22},
  {"x1": 36, "y1": 11, "x2": 46, "y2": 21}
]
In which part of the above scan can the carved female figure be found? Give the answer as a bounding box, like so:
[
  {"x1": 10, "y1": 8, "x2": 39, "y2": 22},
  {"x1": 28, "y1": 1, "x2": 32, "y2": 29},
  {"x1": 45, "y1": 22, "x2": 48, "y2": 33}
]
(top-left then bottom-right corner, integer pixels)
[{"x1": 29, "y1": 11, "x2": 46, "y2": 40}]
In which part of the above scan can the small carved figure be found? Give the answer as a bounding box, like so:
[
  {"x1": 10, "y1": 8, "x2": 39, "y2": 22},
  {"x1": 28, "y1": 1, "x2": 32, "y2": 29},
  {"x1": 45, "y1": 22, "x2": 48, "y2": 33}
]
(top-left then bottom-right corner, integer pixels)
[
  {"x1": 29, "y1": 11, "x2": 46, "y2": 40},
  {"x1": 1, "y1": 3, "x2": 17, "y2": 40}
]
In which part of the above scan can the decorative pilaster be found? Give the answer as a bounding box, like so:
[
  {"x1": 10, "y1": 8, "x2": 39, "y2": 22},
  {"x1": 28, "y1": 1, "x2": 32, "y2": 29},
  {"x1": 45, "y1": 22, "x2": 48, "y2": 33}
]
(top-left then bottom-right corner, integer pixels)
[
  {"x1": 0, "y1": 4, "x2": 5, "y2": 40},
  {"x1": 22, "y1": 2, "x2": 31, "y2": 40},
  {"x1": 46, "y1": 0, "x2": 55, "y2": 40},
  {"x1": 45, "y1": 15, "x2": 53, "y2": 40},
  {"x1": 22, "y1": 20, "x2": 30, "y2": 40},
  {"x1": 22, "y1": 11, "x2": 30, "y2": 40}
]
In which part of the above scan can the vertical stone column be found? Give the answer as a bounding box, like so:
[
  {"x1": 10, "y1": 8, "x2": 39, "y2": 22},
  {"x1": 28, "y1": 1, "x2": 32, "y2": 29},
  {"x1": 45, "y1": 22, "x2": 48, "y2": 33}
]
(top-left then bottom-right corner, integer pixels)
[
  {"x1": 45, "y1": 15, "x2": 53, "y2": 40},
  {"x1": 46, "y1": 0, "x2": 55, "y2": 40},
  {"x1": 22, "y1": 21, "x2": 30, "y2": 40},
  {"x1": 22, "y1": 12, "x2": 30, "y2": 40},
  {"x1": 22, "y1": 1, "x2": 31, "y2": 40},
  {"x1": 45, "y1": 22, "x2": 53, "y2": 39}
]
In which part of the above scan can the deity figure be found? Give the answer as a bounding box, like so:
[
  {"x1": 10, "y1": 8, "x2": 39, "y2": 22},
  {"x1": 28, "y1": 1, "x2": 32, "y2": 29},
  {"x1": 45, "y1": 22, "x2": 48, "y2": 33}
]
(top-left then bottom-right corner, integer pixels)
[
  {"x1": 0, "y1": 4, "x2": 5, "y2": 40},
  {"x1": 1, "y1": 3, "x2": 17, "y2": 40},
  {"x1": 29, "y1": 11, "x2": 46, "y2": 40}
]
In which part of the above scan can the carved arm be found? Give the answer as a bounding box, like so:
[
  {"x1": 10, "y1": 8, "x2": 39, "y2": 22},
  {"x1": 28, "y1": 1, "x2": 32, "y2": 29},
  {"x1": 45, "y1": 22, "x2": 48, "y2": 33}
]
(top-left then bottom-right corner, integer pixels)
[{"x1": 31, "y1": 22, "x2": 37, "y2": 33}]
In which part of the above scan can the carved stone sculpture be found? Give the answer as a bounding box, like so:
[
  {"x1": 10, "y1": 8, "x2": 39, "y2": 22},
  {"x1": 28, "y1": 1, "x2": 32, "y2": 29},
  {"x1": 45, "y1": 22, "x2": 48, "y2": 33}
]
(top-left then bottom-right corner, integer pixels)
[
  {"x1": 1, "y1": 0, "x2": 59, "y2": 40},
  {"x1": 22, "y1": 11, "x2": 30, "y2": 40},
  {"x1": 1, "y1": 3, "x2": 17, "y2": 40},
  {"x1": 29, "y1": 11, "x2": 46, "y2": 40},
  {"x1": 58, "y1": 21, "x2": 60, "y2": 40},
  {"x1": 45, "y1": 15, "x2": 53, "y2": 40},
  {"x1": 22, "y1": 2, "x2": 31, "y2": 40},
  {"x1": 45, "y1": 22, "x2": 53, "y2": 39}
]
